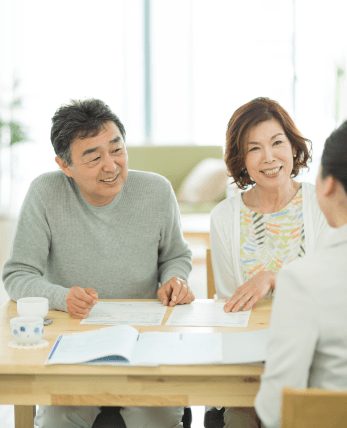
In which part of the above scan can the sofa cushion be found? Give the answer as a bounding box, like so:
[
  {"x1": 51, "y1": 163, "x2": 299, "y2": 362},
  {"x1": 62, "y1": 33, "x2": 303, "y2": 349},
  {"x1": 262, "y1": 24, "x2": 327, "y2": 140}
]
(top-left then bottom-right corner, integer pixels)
[
  {"x1": 127, "y1": 145, "x2": 224, "y2": 193},
  {"x1": 177, "y1": 158, "x2": 228, "y2": 203}
]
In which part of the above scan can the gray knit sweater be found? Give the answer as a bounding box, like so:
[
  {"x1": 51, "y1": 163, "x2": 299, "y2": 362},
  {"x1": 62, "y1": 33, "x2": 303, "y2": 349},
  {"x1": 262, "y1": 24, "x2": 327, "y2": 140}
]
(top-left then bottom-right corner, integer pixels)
[{"x1": 3, "y1": 170, "x2": 192, "y2": 311}]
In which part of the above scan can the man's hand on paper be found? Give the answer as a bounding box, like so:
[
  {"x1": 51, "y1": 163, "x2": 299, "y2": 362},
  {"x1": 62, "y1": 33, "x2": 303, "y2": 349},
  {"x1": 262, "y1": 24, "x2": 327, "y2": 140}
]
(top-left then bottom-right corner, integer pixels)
[
  {"x1": 66, "y1": 286, "x2": 98, "y2": 319},
  {"x1": 158, "y1": 277, "x2": 195, "y2": 307},
  {"x1": 224, "y1": 271, "x2": 276, "y2": 313}
]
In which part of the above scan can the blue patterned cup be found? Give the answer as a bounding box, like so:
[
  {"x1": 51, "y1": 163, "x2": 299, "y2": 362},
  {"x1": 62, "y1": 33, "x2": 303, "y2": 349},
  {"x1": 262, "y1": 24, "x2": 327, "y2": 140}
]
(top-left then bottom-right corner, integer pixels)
[{"x1": 10, "y1": 316, "x2": 44, "y2": 345}]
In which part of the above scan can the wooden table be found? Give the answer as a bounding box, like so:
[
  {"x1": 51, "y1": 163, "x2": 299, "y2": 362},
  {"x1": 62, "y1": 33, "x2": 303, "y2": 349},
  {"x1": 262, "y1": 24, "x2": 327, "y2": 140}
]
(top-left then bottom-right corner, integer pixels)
[{"x1": 0, "y1": 298, "x2": 271, "y2": 428}]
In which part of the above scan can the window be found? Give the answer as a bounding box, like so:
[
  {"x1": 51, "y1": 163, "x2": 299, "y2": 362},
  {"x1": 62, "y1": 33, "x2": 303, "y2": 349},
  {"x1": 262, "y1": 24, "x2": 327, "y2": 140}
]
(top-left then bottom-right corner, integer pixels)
[{"x1": 1, "y1": 0, "x2": 346, "y2": 213}]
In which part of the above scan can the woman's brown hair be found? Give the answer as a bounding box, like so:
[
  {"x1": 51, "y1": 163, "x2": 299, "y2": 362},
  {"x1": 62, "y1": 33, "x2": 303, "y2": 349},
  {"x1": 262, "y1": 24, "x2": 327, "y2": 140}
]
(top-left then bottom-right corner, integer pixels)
[{"x1": 225, "y1": 97, "x2": 312, "y2": 189}]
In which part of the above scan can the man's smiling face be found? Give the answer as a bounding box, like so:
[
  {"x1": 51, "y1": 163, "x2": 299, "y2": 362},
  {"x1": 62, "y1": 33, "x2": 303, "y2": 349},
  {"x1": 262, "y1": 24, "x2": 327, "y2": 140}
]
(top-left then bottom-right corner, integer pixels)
[{"x1": 56, "y1": 121, "x2": 128, "y2": 206}]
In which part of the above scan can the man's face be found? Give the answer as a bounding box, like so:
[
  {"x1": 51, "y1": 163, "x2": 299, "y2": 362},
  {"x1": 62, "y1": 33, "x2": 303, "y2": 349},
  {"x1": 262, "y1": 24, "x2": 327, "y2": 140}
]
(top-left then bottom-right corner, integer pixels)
[{"x1": 56, "y1": 121, "x2": 128, "y2": 206}]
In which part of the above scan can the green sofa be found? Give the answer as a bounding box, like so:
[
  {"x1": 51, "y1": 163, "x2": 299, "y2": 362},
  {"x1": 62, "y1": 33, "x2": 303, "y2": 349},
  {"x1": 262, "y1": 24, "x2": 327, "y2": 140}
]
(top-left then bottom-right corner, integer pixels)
[{"x1": 127, "y1": 145, "x2": 225, "y2": 214}]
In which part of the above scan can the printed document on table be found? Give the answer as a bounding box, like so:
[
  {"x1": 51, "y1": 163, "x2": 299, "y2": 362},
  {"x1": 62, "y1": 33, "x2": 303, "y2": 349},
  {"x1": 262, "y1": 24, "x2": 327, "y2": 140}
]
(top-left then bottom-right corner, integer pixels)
[
  {"x1": 80, "y1": 302, "x2": 167, "y2": 326},
  {"x1": 165, "y1": 301, "x2": 251, "y2": 327}
]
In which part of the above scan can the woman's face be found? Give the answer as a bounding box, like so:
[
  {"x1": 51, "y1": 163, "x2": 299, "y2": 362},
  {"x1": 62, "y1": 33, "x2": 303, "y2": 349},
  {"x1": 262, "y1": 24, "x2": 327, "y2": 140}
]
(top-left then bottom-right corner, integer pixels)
[{"x1": 244, "y1": 118, "x2": 296, "y2": 189}]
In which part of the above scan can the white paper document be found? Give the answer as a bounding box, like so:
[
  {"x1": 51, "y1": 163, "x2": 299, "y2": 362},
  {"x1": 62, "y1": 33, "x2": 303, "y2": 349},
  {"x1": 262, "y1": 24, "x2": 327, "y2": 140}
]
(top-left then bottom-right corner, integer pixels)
[
  {"x1": 132, "y1": 331, "x2": 223, "y2": 365},
  {"x1": 80, "y1": 302, "x2": 167, "y2": 326},
  {"x1": 221, "y1": 329, "x2": 269, "y2": 364},
  {"x1": 46, "y1": 325, "x2": 224, "y2": 366},
  {"x1": 165, "y1": 301, "x2": 251, "y2": 327}
]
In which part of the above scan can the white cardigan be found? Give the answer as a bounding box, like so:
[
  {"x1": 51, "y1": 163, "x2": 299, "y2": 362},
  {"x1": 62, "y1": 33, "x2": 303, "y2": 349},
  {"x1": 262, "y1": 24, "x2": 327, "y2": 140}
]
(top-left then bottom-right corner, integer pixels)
[
  {"x1": 210, "y1": 182, "x2": 332, "y2": 298},
  {"x1": 255, "y1": 222, "x2": 347, "y2": 428}
]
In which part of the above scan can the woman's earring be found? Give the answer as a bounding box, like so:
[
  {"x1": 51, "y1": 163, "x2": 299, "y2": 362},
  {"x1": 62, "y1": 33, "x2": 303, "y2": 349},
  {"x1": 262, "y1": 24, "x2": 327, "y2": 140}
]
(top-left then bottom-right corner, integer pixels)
[
  {"x1": 294, "y1": 154, "x2": 297, "y2": 158},
  {"x1": 243, "y1": 168, "x2": 248, "y2": 174}
]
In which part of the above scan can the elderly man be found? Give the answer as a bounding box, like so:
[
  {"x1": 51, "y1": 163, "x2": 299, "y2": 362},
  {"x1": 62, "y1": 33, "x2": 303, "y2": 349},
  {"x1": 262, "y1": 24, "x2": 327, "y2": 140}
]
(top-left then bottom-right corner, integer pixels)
[{"x1": 3, "y1": 99, "x2": 194, "y2": 428}]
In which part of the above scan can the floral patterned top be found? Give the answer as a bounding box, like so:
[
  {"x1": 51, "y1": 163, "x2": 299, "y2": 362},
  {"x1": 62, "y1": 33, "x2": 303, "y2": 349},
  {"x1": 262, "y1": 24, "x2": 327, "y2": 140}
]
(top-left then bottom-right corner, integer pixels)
[{"x1": 240, "y1": 186, "x2": 305, "y2": 283}]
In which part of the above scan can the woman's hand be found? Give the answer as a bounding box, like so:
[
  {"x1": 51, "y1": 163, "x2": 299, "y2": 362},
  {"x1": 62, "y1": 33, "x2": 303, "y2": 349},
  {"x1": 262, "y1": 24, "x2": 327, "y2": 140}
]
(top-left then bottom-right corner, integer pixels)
[{"x1": 224, "y1": 271, "x2": 276, "y2": 313}]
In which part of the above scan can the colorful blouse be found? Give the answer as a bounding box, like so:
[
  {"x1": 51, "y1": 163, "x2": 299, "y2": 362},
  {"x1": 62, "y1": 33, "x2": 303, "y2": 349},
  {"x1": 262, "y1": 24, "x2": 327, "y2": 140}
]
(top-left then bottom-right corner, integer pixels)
[{"x1": 240, "y1": 187, "x2": 305, "y2": 283}]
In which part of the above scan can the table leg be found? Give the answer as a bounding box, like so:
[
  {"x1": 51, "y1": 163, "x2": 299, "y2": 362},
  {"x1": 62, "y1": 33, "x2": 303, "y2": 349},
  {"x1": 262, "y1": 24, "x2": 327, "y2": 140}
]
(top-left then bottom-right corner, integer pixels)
[{"x1": 14, "y1": 405, "x2": 35, "y2": 428}]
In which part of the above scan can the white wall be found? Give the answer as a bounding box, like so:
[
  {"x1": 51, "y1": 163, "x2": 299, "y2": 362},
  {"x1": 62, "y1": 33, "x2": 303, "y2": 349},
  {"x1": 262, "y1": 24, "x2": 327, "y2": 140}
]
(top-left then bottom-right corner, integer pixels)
[{"x1": 0, "y1": 218, "x2": 16, "y2": 304}]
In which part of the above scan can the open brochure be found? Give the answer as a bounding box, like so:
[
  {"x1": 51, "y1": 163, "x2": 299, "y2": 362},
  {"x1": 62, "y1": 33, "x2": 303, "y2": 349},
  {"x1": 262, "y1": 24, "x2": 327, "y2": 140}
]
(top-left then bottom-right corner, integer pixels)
[
  {"x1": 45, "y1": 325, "x2": 269, "y2": 366},
  {"x1": 45, "y1": 325, "x2": 223, "y2": 366}
]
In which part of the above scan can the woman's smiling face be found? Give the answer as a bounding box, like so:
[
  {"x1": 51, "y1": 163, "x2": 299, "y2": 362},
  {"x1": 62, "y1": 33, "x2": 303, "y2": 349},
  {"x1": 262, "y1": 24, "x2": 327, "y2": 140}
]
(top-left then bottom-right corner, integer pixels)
[{"x1": 244, "y1": 118, "x2": 297, "y2": 189}]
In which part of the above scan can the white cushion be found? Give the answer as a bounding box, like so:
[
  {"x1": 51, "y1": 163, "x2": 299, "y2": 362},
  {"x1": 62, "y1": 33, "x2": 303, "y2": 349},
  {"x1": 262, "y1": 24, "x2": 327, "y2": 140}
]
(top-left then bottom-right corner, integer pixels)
[{"x1": 177, "y1": 158, "x2": 228, "y2": 203}]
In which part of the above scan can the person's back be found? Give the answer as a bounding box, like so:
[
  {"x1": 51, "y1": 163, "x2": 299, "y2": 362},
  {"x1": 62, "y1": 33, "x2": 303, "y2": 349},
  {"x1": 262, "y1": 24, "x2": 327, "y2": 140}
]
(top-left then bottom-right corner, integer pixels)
[
  {"x1": 302, "y1": 238, "x2": 347, "y2": 390},
  {"x1": 255, "y1": 119, "x2": 347, "y2": 428}
]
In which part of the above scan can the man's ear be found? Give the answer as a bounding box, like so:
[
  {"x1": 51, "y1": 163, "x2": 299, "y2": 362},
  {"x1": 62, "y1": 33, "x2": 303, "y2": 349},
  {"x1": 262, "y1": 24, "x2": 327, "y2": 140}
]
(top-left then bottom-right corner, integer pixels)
[
  {"x1": 55, "y1": 156, "x2": 73, "y2": 178},
  {"x1": 323, "y1": 175, "x2": 337, "y2": 197}
]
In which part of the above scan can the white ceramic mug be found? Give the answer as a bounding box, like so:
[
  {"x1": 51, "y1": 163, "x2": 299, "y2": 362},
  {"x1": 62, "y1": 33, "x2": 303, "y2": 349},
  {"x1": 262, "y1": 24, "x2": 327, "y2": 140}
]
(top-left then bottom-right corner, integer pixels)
[
  {"x1": 17, "y1": 297, "x2": 49, "y2": 318},
  {"x1": 10, "y1": 316, "x2": 44, "y2": 345}
]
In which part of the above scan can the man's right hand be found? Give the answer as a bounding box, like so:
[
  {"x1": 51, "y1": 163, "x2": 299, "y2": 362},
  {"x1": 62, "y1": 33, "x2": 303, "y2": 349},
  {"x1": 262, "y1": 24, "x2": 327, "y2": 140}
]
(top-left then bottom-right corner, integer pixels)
[{"x1": 66, "y1": 286, "x2": 98, "y2": 319}]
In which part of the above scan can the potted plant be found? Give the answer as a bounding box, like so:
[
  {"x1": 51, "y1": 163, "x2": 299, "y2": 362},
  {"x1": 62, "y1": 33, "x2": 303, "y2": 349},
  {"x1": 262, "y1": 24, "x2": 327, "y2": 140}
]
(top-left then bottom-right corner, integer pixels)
[
  {"x1": 0, "y1": 78, "x2": 28, "y2": 215},
  {"x1": 0, "y1": 79, "x2": 28, "y2": 294}
]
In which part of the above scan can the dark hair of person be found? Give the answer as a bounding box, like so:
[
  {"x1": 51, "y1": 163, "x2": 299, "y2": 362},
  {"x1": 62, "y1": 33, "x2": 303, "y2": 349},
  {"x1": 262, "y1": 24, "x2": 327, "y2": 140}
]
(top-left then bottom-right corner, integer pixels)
[
  {"x1": 51, "y1": 99, "x2": 126, "y2": 165},
  {"x1": 321, "y1": 120, "x2": 347, "y2": 194},
  {"x1": 225, "y1": 97, "x2": 312, "y2": 189}
]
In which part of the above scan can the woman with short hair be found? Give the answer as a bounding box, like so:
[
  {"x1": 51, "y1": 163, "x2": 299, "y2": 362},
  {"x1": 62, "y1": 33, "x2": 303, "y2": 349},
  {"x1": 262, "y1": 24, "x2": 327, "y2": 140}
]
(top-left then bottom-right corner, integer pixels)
[
  {"x1": 254, "y1": 120, "x2": 347, "y2": 428},
  {"x1": 209, "y1": 97, "x2": 332, "y2": 428},
  {"x1": 211, "y1": 97, "x2": 331, "y2": 314}
]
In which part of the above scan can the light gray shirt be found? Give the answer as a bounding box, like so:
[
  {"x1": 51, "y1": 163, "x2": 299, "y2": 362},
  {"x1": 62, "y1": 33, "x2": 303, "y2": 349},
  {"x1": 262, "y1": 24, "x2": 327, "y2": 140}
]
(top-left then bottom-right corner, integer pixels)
[
  {"x1": 255, "y1": 223, "x2": 347, "y2": 428},
  {"x1": 3, "y1": 170, "x2": 192, "y2": 311}
]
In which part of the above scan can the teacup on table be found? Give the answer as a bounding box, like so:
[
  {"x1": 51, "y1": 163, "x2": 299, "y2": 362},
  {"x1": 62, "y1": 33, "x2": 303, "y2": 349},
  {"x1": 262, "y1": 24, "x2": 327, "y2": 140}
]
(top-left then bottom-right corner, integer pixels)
[
  {"x1": 17, "y1": 297, "x2": 49, "y2": 318},
  {"x1": 10, "y1": 316, "x2": 44, "y2": 345}
]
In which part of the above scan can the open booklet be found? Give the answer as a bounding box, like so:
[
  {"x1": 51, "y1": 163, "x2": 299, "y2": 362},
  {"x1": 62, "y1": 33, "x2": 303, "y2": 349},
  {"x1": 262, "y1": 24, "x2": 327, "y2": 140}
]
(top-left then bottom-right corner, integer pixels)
[
  {"x1": 45, "y1": 325, "x2": 269, "y2": 366},
  {"x1": 46, "y1": 325, "x2": 223, "y2": 366}
]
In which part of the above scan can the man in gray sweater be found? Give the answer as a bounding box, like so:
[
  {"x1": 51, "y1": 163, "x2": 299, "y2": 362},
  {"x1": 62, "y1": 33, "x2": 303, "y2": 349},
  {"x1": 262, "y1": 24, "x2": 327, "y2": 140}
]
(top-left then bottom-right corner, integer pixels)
[{"x1": 3, "y1": 99, "x2": 194, "y2": 428}]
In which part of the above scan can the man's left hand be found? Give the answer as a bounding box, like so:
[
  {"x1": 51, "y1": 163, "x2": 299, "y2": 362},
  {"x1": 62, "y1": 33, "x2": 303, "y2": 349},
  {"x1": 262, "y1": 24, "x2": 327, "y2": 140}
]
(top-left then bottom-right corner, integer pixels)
[{"x1": 157, "y1": 277, "x2": 195, "y2": 306}]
